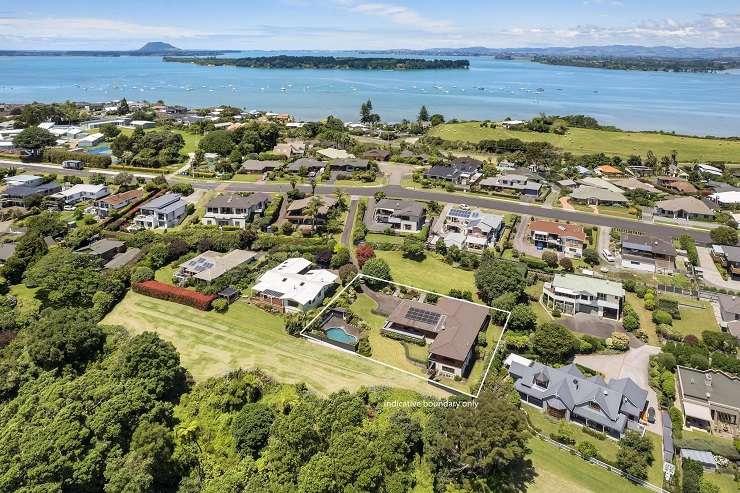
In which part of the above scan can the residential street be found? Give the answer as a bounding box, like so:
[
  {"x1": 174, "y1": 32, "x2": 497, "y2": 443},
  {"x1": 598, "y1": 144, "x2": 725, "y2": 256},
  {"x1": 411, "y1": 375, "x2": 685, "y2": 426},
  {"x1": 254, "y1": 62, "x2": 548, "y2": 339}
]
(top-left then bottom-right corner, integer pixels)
[
  {"x1": 575, "y1": 345, "x2": 663, "y2": 434},
  {"x1": 0, "y1": 160, "x2": 715, "y2": 245}
]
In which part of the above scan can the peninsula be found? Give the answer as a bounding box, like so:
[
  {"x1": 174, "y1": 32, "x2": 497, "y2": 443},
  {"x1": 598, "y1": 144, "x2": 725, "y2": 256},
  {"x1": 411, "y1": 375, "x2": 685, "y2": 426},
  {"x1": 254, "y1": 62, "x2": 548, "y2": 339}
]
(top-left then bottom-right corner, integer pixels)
[{"x1": 163, "y1": 55, "x2": 470, "y2": 70}]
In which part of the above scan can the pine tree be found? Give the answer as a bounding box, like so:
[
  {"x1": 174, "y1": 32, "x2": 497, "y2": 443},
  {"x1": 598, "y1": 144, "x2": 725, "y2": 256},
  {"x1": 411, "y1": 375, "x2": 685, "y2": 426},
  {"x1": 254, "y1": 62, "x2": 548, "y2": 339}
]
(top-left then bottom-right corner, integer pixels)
[{"x1": 418, "y1": 105, "x2": 429, "y2": 122}]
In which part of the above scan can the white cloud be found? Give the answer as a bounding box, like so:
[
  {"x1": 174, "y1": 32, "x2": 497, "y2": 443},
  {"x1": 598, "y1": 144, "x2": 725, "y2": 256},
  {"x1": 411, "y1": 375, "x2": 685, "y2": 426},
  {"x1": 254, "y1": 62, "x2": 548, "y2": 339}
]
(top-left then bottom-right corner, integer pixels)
[{"x1": 337, "y1": 1, "x2": 455, "y2": 32}]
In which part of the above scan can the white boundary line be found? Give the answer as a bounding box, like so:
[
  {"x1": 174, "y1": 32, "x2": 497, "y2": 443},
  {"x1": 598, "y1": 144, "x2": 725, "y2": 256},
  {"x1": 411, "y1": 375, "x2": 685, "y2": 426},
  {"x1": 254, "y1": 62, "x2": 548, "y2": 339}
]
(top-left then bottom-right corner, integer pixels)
[{"x1": 299, "y1": 273, "x2": 510, "y2": 399}]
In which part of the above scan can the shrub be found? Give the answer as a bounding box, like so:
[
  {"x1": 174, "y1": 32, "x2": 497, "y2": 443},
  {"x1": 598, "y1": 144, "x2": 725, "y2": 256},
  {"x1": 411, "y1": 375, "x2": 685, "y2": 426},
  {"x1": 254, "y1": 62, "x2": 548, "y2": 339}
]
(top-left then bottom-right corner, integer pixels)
[
  {"x1": 132, "y1": 280, "x2": 215, "y2": 310},
  {"x1": 559, "y1": 257, "x2": 573, "y2": 271},
  {"x1": 577, "y1": 441, "x2": 599, "y2": 460},
  {"x1": 582, "y1": 427, "x2": 606, "y2": 440},
  {"x1": 130, "y1": 266, "x2": 154, "y2": 283},
  {"x1": 361, "y1": 257, "x2": 391, "y2": 288},
  {"x1": 622, "y1": 313, "x2": 640, "y2": 332},
  {"x1": 657, "y1": 323, "x2": 682, "y2": 341},
  {"x1": 656, "y1": 298, "x2": 681, "y2": 319},
  {"x1": 652, "y1": 310, "x2": 673, "y2": 325},
  {"x1": 668, "y1": 406, "x2": 683, "y2": 439},
  {"x1": 355, "y1": 244, "x2": 375, "y2": 268},
  {"x1": 338, "y1": 263, "x2": 358, "y2": 285},
  {"x1": 212, "y1": 298, "x2": 229, "y2": 313},
  {"x1": 608, "y1": 332, "x2": 630, "y2": 351},
  {"x1": 330, "y1": 246, "x2": 351, "y2": 268},
  {"x1": 43, "y1": 148, "x2": 112, "y2": 168},
  {"x1": 541, "y1": 250, "x2": 558, "y2": 268},
  {"x1": 550, "y1": 422, "x2": 576, "y2": 446}
]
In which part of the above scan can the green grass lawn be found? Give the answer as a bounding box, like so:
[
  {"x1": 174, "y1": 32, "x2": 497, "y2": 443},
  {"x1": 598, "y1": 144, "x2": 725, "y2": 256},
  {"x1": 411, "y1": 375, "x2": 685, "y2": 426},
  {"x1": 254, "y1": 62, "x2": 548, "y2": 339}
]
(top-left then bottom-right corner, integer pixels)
[
  {"x1": 526, "y1": 438, "x2": 651, "y2": 493},
  {"x1": 230, "y1": 174, "x2": 263, "y2": 182},
  {"x1": 625, "y1": 293, "x2": 659, "y2": 346},
  {"x1": 660, "y1": 295, "x2": 720, "y2": 337},
  {"x1": 597, "y1": 205, "x2": 637, "y2": 219},
  {"x1": 365, "y1": 233, "x2": 406, "y2": 245},
  {"x1": 525, "y1": 407, "x2": 664, "y2": 486},
  {"x1": 154, "y1": 265, "x2": 176, "y2": 285},
  {"x1": 429, "y1": 122, "x2": 740, "y2": 162},
  {"x1": 9, "y1": 283, "x2": 41, "y2": 313},
  {"x1": 103, "y1": 292, "x2": 452, "y2": 398},
  {"x1": 374, "y1": 251, "x2": 477, "y2": 298},
  {"x1": 702, "y1": 471, "x2": 738, "y2": 493},
  {"x1": 119, "y1": 127, "x2": 202, "y2": 156}
]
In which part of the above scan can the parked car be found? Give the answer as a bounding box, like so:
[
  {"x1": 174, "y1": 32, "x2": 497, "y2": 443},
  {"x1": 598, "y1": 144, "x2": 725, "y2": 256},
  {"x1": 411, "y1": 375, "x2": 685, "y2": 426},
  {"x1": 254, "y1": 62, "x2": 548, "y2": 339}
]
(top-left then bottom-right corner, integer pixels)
[
  {"x1": 647, "y1": 407, "x2": 656, "y2": 423},
  {"x1": 601, "y1": 249, "x2": 615, "y2": 263}
]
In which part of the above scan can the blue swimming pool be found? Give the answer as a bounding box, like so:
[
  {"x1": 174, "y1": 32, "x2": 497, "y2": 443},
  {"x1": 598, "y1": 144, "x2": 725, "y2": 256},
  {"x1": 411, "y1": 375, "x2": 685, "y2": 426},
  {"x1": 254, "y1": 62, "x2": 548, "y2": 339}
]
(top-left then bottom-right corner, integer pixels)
[
  {"x1": 87, "y1": 145, "x2": 111, "y2": 155},
  {"x1": 324, "y1": 327, "x2": 358, "y2": 345}
]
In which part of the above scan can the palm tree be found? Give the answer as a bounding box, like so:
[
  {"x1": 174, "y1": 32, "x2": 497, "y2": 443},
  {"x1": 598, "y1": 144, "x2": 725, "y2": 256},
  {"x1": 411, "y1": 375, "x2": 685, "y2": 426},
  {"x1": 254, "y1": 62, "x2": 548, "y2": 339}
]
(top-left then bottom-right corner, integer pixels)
[
  {"x1": 334, "y1": 189, "x2": 348, "y2": 211},
  {"x1": 304, "y1": 195, "x2": 324, "y2": 229},
  {"x1": 310, "y1": 178, "x2": 317, "y2": 196}
]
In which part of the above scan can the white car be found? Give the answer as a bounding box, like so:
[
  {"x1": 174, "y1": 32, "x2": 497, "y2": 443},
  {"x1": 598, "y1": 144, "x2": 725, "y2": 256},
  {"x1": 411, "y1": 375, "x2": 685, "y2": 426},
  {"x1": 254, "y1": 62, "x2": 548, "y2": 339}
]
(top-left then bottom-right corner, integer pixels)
[{"x1": 601, "y1": 249, "x2": 615, "y2": 263}]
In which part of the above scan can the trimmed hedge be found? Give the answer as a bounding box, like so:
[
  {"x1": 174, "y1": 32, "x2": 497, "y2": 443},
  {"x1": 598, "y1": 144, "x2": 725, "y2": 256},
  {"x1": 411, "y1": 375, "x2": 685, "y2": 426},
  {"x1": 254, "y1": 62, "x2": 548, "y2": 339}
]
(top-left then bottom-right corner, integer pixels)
[
  {"x1": 380, "y1": 328, "x2": 426, "y2": 346},
  {"x1": 43, "y1": 148, "x2": 112, "y2": 168},
  {"x1": 133, "y1": 280, "x2": 215, "y2": 311}
]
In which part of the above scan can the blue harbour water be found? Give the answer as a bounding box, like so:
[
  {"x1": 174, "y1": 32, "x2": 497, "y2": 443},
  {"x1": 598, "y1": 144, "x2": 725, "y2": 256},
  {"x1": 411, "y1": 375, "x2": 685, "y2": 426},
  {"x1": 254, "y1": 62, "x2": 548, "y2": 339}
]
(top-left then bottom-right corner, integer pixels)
[{"x1": 1, "y1": 51, "x2": 739, "y2": 136}]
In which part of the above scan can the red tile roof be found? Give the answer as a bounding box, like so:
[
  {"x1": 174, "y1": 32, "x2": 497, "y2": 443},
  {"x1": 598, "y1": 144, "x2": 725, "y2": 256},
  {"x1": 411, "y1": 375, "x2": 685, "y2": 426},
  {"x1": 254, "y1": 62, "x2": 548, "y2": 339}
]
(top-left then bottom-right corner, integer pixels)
[{"x1": 528, "y1": 220, "x2": 587, "y2": 242}]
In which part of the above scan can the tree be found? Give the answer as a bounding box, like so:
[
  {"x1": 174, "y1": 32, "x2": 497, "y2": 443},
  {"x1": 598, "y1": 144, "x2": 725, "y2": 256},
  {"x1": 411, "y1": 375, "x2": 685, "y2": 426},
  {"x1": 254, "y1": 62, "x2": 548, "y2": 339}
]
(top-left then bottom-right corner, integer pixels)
[
  {"x1": 118, "y1": 332, "x2": 186, "y2": 400},
  {"x1": 360, "y1": 100, "x2": 372, "y2": 125},
  {"x1": 424, "y1": 390, "x2": 531, "y2": 491},
  {"x1": 355, "y1": 244, "x2": 375, "y2": 268},
  {"x1": 198, "y1": 130, "x2": 235, "y2": 156},
  {"x1": 559, "y1": 257, "x2": 573, "y2": 271},
  {"x1": 507, "y1": 304, "x2": 537, "y2": 332},
  {"x1": 231, "y1": 403, "x2": 276, "y2": 458},
  {"x1": 645, "y1": 150, "x2": 657, "y2": 170},
  {"x1": 27, "y1": 308, "x2": 104, "y2": 371},
  {"x1": 710, "y1": 225, "x2": 737, "y2": 246},
  {"x1": 362, "y1": 257, "x2": 391, "y2": 289},
  {"x1": 13, "y1": 126, "x2": 57, "y2": 156},
  {"x1": 402, "y1": 236, "x2": 425, "y2": 260},
  {"x1": 430, "y1": 114, "x2": 445, "y2": 126},
  {"x1": 531, "y1": 322, "x2": 577, "y2": 364},
  {"x1": 330, "y1": 246, "x2": 351, "y2": 268},
  {"x1": 418, "y1": 105, "x2": 429, "y2": 122},
  {"x1": 24, "y1": 247, "x2": 103, "y2": 307},
  {"x1": 582, "y1": 248, "x2": 600, "y2": 266},
  {"x1": 475, "y1": 253, "x2": 525, "y2": 304},
  {"x1": 117, "y1": 97, "x2": 130, "y2": 115},
  {"x1": 100, "y1": 123, "x2": 121, "y2": 140},
  {"x1": 617, "y1": 431, "x2": 653, "y2": 479},
  {"x1": 541, "y1": 250, "x2": 559, "y2": 268},
  {"x1": 304, "y1": 195, "x2": 324, "y2": 229},
  {"x1": 338, "y1": 263, "x2": 358, "y2": 285}
]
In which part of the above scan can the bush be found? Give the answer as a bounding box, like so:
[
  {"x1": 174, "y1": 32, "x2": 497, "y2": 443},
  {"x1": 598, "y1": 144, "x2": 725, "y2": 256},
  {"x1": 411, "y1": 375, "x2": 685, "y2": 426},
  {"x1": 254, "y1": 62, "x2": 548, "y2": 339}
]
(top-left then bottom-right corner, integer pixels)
[
  {"x1": 652, "y1": 310, "x2": 673, "y2": 325},
  {"x1": 657, "y1": 323, "x2": 682, "y2": 341},
  {"x1": 622, "y1": 313, "x2": 640, "y2": 332},
  {"x1": 550, "y1": 422, "x2": 576, "y2": 446},
  {"x1": 668, "y1": 406, "x2": 683, "y2": 439},
  {"x1": 212, "y1": 298, "x2": 229, "y2": 313},
  {"x1": 559, "y1": 257, "x2": 573, "y2": 271},
  {"x1": 130, "y1": 266, "x2": 154, "y2": 283},
  {"x1": 607, "y1": 332, "x2": 630, "y2": 351},
  {"x1": 361, "y1": 257, "x2": 391, "y2": 288},
  {"x1": 656, "y1": 298, "x2": 681, "y2": 319},
  {"x1": 576, "y1": 441, "x2": 599, "y2": 460},
  {"x1": 43, "y1": 148, "x2": 112, "y2": 168},
  {"x1": 582, "y1": 248, "x2": 599, "y2": 266},
  {"x1": 338, "y1": 263, "x2": 358, "y2": 285},
  {"x1": 132, "y1": 280, "x2": 215, "y2": 310},
  {"x1": 330, "y1": 246, "x2": 351, "y2": 268},
  {"x1": 541, "y1": 250, "x2": 558, "y2": 268}
]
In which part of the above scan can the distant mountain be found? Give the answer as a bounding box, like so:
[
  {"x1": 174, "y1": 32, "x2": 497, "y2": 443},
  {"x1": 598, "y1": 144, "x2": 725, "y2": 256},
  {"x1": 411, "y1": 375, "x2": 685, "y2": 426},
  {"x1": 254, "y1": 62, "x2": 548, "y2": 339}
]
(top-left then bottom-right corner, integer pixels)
[
  {"x1": 361, "y1": 45, "x2": 740, "y2": 59},
  {"x1": 136, "y1": 42, "x2": 181, "y2": 53}
]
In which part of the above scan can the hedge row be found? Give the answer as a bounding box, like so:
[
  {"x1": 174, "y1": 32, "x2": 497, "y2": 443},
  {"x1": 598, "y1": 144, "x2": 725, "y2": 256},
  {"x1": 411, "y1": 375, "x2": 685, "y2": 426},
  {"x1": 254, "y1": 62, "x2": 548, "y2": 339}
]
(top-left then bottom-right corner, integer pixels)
[
  {"x1": 133, "y1": 280, "x2": 215, "y2": 311},
  {"x1": 43, "y1": 148, "x2": 112, "y2": 168}
]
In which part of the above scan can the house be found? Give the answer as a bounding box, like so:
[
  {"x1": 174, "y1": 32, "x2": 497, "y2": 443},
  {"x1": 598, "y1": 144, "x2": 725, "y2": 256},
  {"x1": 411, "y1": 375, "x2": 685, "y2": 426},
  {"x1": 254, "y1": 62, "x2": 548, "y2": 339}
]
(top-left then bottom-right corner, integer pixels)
[
  {"x1": 500, "y1": 119, "x2": 527, "y2": 128},
  {"x1": 676, "y1": 366, "x2": 739, "y2": 436},
  {"x1": 398, "y1": 150, "x2": 429, "y2": 163},
  {"x1": 596, "y1": 164, "x2": 623, "y2": 176},
  {"x1": 285, "y1": 195, "x2": 337, "y2": 226},
  {"x1": 383, "y1": 297, "x2": 490, "y2": 378},
  {"x1": 330, "y1": 158, "x2": 369, "y2": 173},
  {"x1": 527, "y1": 220, "x2": 586, "y2": 258},
  {"x1": 370, "y1": 199, "x2": 426, "y2": 233},
  {"x1": 287, "y1": 158, "x2": 325, "y2": 174},
  {"x1": 579, "y1": 176, "x2": 624, "y2": 194},
  {"x1": 712, "y1": 245, "x2": 740, "y2": 281},
  {"x1": 556, "y1": 179, "x2": 577, "y2": 189},
  {"x1": 173, "y1": 249, "x2": 258, "y2": 284},
  {"x1": 74, "y1": 238, "x2": 142, "y2": 269},
  {"x1": 202, "y1": 192, "x2": 270, "y2": 228},
  {"x1": 94, "y1": 189, "x2": 145, "y2": 218},
  {"x1": 251, "y1": 257, "x2": 337, "y2": 313},
  {"x1": 1, "y1": 181, "x2": 61, "y2": 207},
  {"x1": 81, "y1": 118, "x2": 130, "y2": 130},
  {"x1": 696, "y1": 163, "x2": 723, "y2": 177},
  {"x1": 611, "y1": 178, "x2": 659, "y2": 194},
  {"x1": 570, "y1": 185, "x2": 628, "y2": 206},
  {"x1": 239, "y1": 160, "x2": 283, "y2": 174},
  {"x1": 430, "y1": 206, "x2": 504, "y2": 252},
  {"x1": 361, "y1": 149, "x2": 390, "y2": 161},
  {"x1": 133, "y1": 193, "x2": 188, "y2": 229},
  {"x1": 655, "y1": 197, "x2": 713, "y2": 221},
  {"x1": 317, "y1": 148, "x2": 353, "y2": 160},
  {"x1": 479, "y1": 174, "x2": 542, "y2": 197},
  {"x1": 130, "y1": 120, "x2": 156, "y2": 129},
  {"x1": 506, "y1": 354, "x2": 648, "y2": 439},
  {"x1": 657, "y1": 176, "x2": 698, "y2": 194},
  {"x1": 424, "y1": 161, "x2": 482, "y2": 187},
  {"x1": 62, "y1": 160, "x2": 84, "y2": 170},
  {"x1": 717, "y1": 294, "x2": 740, "y2": 327},
  {"x1": 708, "y1": 191, "x2": 740, "y2": 208},
  {"x1": 626, "y1": 165, "x2": 654, "y2": 177},
  {"x1": 575, "y1": 165, "x2": 592, "y2": 177},
  {"x1": 272, "y1": 141, "x2": 306, "y2": 158},
  {"x1": 50, "y1": 184, "x2": 109, "y2": 206},
  {"x1": 666, "y1": 164, "x2": 689, "y2": 179},
  {"x1": 620, "y1": 234, "x2": 677, "y2": 274},
  {"x1": 78, "y1": 133, "x2": 105, "y2": 147},
  {"x1": 4, "y1": 175, "x2": 45, "y2": 187},
  {"x1": 542, "y1": 274, "x2": 625, "y2": 319}
]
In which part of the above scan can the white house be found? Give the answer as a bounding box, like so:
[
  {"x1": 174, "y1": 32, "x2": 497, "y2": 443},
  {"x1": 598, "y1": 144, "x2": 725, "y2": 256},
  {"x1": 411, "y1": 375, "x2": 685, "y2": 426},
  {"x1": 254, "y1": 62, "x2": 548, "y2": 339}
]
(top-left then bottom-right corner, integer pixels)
[
  {"x1": 130, "y1": 120, "x2": 156, "y2": 129},
  {"x1": 542, "y1": 274, "x2": 625, "y2": 320},
  {"x1": 50, "y1": 184, "x2": 109, "y2": 205},
  {"x1": 696, "y1": 164, "x2": 723, "y2": 176},
  {"x1": 251, "y1": 257, "x2": 337, "y2": 313},
  {"x1": 78, "y1": 133, "x2": 105, "y2": 147},
  {"x1": 201, "y1": 193, "x2": 270, "y2": 228},
  {"x1": 133, "y1": 193, "x2": 188, "y2": 229}
]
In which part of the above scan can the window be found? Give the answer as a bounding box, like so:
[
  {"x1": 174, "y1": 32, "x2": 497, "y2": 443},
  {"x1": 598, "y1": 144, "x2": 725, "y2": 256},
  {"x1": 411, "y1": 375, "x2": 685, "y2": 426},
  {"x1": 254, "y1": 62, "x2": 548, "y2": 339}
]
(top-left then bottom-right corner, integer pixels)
[
  {"x1": 597, "y1": 292, "x2": 607, "y2": 301},
  {"x1": 441, "y1": 365, "x2": 457, "y2": 374},
  {"x1": 589, "y1": 402, "x2": 601, "y2": 412}
]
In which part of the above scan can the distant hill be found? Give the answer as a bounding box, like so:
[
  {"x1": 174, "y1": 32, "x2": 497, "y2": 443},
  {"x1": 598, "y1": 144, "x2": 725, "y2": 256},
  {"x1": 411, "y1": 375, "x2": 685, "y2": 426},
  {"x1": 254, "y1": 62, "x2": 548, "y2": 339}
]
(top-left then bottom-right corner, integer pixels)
[{"x1": 136, "y1": 42, "x2": 180, "y2": 53}]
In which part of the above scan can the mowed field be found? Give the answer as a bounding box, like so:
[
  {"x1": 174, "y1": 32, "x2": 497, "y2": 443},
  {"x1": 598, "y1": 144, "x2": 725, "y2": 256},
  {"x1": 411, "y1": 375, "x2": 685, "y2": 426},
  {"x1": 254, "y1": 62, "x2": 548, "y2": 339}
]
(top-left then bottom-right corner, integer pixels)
[
  {"x1": 374, "y1": 251, "x2": 478, "y2": 299},
  {"x1": 103, "y1": 292, "x2": 451, "y2": 398},
  {"x1": 429, "y1": 122, "x2": 740, "y2": 162}
]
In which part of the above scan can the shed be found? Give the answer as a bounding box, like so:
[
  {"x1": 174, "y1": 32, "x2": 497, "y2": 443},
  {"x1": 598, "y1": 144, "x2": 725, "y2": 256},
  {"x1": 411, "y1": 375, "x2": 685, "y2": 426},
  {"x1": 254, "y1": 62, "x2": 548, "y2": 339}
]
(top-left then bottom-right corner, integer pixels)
[
  {"x1": 680, "y1": 449, "x2": 717, "y2": 470},
  {"x1": 218, "y1": 286, "x2": 240, "y2": 304}
]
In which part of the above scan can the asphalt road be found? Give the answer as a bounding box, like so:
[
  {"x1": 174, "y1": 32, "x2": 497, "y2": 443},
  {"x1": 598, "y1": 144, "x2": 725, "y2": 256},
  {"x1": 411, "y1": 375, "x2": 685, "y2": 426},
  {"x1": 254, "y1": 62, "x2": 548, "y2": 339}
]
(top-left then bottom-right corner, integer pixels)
[{"x1": 0, "y1": 160, "x2": 714, "y2": 245}]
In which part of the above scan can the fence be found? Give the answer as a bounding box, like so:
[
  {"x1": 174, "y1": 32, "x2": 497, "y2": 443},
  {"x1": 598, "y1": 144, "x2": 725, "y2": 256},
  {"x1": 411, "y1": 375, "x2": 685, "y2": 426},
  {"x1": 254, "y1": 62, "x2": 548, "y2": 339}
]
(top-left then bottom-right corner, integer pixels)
[
  {"x1": 657, "y1": 284, "x2": 698, "y2": 298},
  {"x1": 532, "y1": 430, "x2": 669, "y2": 493}
]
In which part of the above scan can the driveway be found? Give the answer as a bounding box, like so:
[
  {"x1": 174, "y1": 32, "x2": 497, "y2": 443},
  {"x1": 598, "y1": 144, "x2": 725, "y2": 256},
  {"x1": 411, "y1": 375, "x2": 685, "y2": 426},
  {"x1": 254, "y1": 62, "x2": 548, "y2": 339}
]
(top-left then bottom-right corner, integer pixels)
[
  {"x1": 559, "y1": 312, "x2": 627, "y2": 341},
  {"x1": 513, "y1": 215, "x2": 541, "y2": 257},
  {"x1": 575, "y1": 344, "x2": 662, "y2": 434},
  {"x1": 597, "y1": 225, "x2": 612, "y2": 254},
  {"x1": 698, "y1": 246, "x2": 740, "y2": 291},
  {"x1": 341, "y1": 198, "x2": 359, "y2": 247}
]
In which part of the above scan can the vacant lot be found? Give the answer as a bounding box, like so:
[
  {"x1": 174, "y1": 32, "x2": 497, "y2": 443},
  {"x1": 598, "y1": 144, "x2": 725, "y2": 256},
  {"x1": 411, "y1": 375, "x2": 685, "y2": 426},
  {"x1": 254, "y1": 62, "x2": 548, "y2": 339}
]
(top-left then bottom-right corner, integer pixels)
[
  {"x1": 429, "y1": 122, "x2": 740, "y2": 162},
  {"x1": 119, "y1": 127, "x2": 202, "y2": 156},
  {"x1": 660, "y1": 295, "x2": 720, "y2": 338},
  {"x1": 103, "y1": 292, "x2": 451, "y2": 397},
  {"x1": 374, "y1": 251, "x2": 477, "y2": 298}
]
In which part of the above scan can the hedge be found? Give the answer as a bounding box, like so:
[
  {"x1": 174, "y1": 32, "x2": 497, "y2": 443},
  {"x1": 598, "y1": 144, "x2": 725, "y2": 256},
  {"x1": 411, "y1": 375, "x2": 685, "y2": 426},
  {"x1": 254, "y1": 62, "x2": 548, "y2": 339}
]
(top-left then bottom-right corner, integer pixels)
[
  {"x1": 43, "y1": 148, "x2": 112, "y2": 168},
  {"x1": 380, "y1": 328, "x2": 426, "y2": 346},
  {"x1": 260, "y1": 195, "x2": 283, "y2": 230},
  {"x1": 674, "y1": 437, "x2": 740, "y2": 460},
  {"x1": 133, "y1": 280, "x2": 215, "y2": 311}
]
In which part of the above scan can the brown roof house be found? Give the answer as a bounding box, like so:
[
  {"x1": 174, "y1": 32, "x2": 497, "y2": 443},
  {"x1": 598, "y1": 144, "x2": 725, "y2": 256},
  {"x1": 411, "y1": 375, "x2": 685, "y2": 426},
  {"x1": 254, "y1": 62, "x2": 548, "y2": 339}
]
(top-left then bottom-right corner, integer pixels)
[
  {"x1": 382, "y1": 297, "x2": 490, "y2": 378},
  {"x1": 655, "y1": 196, "x2": 713, "y2": 221},
  {"x1": 620, "y1": 234, "x2": 677, "y2": 274},
  {"x1": 657, "y1": 176, "x2": 698, "y2": 194},
  {"x1": 285, "y1": 195, "x2": 338, "y2": 228},
  {"x1": 94, "y1": 189, "x2": 145, "y2": 218},
  {"x1": 527, "y1": 220, "x2": 587, "y2": 258},
  {"x1": 362, "y1": 149, "x2": 391, "y2": 161}
]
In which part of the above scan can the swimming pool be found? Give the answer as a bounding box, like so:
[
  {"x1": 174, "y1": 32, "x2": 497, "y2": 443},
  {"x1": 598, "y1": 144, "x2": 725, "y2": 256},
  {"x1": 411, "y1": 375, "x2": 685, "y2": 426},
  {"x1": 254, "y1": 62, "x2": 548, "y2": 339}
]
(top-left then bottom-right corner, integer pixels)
[
  {"x1": 324, "y1": 327, "x2": 358, "y2": 346},
  {"x1": 87, "y1": 145, "x2": 111, "y2": 155}
]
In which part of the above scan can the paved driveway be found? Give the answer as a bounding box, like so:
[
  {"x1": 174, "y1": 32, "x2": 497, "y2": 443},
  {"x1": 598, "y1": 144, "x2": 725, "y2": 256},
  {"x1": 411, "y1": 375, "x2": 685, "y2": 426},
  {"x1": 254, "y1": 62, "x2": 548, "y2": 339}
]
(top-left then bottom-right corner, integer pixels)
[
  {"x1": 698, "y1": 246, "x2": 740, "y2": 291},
  {"x1": 575, "y1": 345, "x2": 662, "y2": 434}
]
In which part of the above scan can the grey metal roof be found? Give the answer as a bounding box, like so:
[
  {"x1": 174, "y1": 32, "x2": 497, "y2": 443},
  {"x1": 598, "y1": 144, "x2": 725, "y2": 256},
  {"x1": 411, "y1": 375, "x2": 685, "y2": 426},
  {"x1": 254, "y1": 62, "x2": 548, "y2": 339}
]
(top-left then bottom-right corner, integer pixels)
[
  {"x1": 4, "y1": 182, "x2": 61, "y2": 197},
  {"x1": 141, "y1": 193, "x2": 183, "y2": 211},
  {"x1": 570, "y1": 185, "x2": 628, "y2": 203},
  {"x1": 677, "y1": 366, "x2": 740, "y2": 410},
  {"x1": 206, "y1": 192, "x2": 270, "y2": 209},
  {"x1": 680, "y1": 449, "x2": 717, "y2": 467},
  {"x1": 288, "y1": 158, "x2": 324, "y2": 171},
  {"x1": 374, "y1": 198, "x2": 425, "y2": 219},
  {"x1": 622, "y1": 234, "x2": 677, "y2": 257},
  {"x1": 331, "y1": 158, "x2": 369, "y2": 169},
  {"x1": 717, "y1": 294, "x2": 740, "y2": 316}
]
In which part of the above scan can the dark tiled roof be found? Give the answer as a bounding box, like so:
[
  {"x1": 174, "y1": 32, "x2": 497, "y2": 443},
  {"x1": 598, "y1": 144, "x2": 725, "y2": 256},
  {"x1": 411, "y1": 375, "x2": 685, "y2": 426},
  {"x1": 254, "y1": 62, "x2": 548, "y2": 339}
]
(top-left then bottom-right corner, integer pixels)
[{"x1": 206, "y1": 192, "x2": 270, "y2": 209}]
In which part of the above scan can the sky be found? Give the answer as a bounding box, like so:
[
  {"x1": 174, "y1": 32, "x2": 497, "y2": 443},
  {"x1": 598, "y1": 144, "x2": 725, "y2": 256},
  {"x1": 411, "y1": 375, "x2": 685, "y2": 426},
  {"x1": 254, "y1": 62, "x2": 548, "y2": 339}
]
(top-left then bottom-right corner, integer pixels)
[{"x1": 1, "y1": 0, "x2": 739, "y2": 50}]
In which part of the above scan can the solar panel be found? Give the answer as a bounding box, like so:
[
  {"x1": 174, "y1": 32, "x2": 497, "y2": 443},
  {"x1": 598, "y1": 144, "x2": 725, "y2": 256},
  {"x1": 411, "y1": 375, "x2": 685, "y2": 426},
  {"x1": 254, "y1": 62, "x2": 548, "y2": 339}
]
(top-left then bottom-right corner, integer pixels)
[{"x1": 405, "y1": 307, "x2": 442, "y2": 325}]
